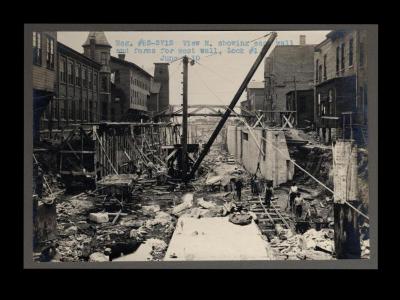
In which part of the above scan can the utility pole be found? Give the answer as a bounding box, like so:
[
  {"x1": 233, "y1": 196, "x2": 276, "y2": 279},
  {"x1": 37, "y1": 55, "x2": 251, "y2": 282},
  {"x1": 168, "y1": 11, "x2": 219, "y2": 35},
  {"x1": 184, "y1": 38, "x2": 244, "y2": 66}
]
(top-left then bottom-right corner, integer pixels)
[
  {"x1": 188, "y1": 32, "x2": 277, "y2": 179},
  {"x1": 181, "y1": 56, "x2": 189, "y2": 180},
  {"x1": 293, "y1": 76, "x2": 297, "y2": 127},
  {"x1": 333, "y1": 140, "x2": 361, "y2": 258}
]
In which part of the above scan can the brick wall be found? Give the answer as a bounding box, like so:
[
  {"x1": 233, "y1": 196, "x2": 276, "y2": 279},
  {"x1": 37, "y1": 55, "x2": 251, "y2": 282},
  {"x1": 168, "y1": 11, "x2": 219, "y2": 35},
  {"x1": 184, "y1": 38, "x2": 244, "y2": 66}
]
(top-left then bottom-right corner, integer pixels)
[
  {"x1": 264, "y1": 45, "x2": 315, "y2": 111},
  {"x1": 110, "y1": 59, "x2": 152, "y2": 118}
]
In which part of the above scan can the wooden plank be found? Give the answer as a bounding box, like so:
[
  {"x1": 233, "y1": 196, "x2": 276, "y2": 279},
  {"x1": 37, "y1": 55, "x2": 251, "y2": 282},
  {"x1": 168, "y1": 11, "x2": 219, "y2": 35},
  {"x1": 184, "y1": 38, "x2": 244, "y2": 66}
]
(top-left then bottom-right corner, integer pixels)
[
  {"x1": 59, "y1": 150, "x2": 95, "y2": 154},
  {"x1": 94, "y1": 131, "x2": 118, "y2": 175}
]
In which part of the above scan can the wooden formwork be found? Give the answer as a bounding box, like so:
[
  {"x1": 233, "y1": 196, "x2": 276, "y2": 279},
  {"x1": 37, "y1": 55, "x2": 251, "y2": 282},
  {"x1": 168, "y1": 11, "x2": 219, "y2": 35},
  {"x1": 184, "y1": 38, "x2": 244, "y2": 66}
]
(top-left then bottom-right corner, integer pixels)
[{"x1": 58, "y1": 122, "x2": 179, "y2": 188}]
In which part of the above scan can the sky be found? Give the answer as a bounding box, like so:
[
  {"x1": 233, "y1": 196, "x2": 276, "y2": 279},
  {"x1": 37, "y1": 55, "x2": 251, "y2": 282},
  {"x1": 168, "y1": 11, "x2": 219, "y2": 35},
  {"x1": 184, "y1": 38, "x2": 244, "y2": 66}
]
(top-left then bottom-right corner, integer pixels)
[{"x1": 58, "y1": 30, "x2": 331, "y2": 106}]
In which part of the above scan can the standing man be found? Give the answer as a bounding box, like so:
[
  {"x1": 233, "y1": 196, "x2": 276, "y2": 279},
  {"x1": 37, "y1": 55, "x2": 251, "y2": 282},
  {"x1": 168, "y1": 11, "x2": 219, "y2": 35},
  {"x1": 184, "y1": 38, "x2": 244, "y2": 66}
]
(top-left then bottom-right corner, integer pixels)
[
  {"x1": 250, "y1": 174, "x2": 256, "y2": 194},
  {"x1": 288, "y1": 182, "x2": 298, "y2": 212},
  {"x1": 264, "y1": 181, "x2": 274, "y2": 208},
  {"x1": 136, "y1": 162, "x2": 143, "y2": 178},
  {"x1": 36, "y1": 166, "x2": 44, "y2": 198},
  {"x1": 235, "y1": 178, "x2": 243, "y2": 201},
  {"x1": 147, "y1": 161, "x2": 154, "y2": 179},
  {"x1": 294, "y1": 192, "x2": 304, "y2": 219}
]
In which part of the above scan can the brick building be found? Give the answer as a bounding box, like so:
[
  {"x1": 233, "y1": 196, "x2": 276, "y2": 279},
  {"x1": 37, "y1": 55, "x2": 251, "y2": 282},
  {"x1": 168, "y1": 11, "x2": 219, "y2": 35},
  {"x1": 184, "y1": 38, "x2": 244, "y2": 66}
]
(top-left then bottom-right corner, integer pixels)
[
  {"x1": 54, "y1": 43, "x2": 101, "y2": 129},
  {"x1": 314, "y1": 30, "x2": 368, "y2": 145},
  {"x1": 110, "y1": 54, "x2": 153, "y2": 121},
  {"x1": 33, "y1": 31, "x2": 57, "y2": 143},
  {"x1": 264, "y1": 37, "x2": 315, "y2": 124}
]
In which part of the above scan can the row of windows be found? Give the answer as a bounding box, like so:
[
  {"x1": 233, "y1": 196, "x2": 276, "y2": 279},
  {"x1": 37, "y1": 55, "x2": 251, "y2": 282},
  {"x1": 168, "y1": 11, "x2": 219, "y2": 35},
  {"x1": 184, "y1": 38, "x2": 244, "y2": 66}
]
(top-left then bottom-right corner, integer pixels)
[
  {"x1": 59, "y1": 57, "x2": 98, "y2": 90},
  {"x1": 42, "y1": 99, "x2": 98, "y2": 122},
  {"x1": 316, "y1": 37, "x2": 365, "y2": 84},
  {"x1": 130, "y1": 91, "x2": 147, "y2": 107},
  {"x1": 33, "y1": 32, "x2": 55, "y2": 69},
  {"x1": 131, "y1": 76, "x2": 150, "y2": 90}
]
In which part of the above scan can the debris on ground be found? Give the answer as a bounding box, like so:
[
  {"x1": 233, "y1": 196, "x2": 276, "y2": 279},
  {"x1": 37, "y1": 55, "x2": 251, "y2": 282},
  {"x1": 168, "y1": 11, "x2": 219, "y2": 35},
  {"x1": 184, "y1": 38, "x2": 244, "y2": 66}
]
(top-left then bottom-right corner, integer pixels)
[
  {"x1": 171, "y1": 193, "x2": 194, "y2": 216},
  {"x1": 34, "y1": 133, "x2": 367, "y2": 262},
  {"x1": 229, "y1": 212, "x2": 253, "y2": 226},
  {"x1": 89, "y1": 212, "x2": 109, "y2": 223},
  {"x1": 89, "y1": 252, "x2": 109, "y2": 262},
  {"x1": 269, "y1": 228, "x2": 335, "y2": 260}
]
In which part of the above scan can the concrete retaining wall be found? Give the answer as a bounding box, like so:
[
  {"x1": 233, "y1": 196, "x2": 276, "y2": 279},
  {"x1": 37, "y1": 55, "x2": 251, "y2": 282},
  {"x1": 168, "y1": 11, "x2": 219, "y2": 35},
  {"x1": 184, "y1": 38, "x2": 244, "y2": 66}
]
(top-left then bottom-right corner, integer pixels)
[{"x1": 226, "y1": 125, "x2": 294, "y2": 187}]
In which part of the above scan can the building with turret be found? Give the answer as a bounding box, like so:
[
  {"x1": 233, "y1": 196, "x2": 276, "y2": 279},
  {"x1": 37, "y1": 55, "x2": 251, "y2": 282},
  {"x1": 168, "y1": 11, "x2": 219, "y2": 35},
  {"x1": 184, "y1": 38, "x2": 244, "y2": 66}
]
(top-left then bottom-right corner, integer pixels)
[{"x1": 82, "y1": 32, "x2": 112, "y2": 121}]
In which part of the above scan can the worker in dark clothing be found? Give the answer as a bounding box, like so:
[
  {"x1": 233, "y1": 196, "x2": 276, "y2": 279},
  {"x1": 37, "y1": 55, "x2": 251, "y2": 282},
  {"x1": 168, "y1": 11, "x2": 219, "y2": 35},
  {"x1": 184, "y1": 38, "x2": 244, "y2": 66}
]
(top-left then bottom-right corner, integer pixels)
[
  {"x1": 294, "y1": 192, "x2": 304, "y2": 219},
  {"x1": 250, "y1": 175, "x2": 256, "y2": 194},
  {"x1": 147, "y1": 161, "x2": 154, "y2": 179},
  {"x1": 288, "y1": 182, "x2": 298, "y2": 212},
  {"x1": 264, "y1": 182, "x2": 274, "y2": 208},
  {"x1": 36, "y1": 166, "x2": 44, "y2": 198},
  {"x1": 234, "y1": 178, "x2": 243, "y2": 201},
  {"x1": 131, "y1": 162, "x2": 137, "y2": 174}
]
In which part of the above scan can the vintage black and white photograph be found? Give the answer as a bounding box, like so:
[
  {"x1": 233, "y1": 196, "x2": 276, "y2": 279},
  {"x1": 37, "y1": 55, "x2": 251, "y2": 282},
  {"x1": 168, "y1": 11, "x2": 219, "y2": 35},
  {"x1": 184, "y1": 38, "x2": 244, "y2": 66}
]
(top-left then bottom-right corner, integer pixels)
[{"x1": 27, "y1": 25, "x2": 375, "y2": 266}]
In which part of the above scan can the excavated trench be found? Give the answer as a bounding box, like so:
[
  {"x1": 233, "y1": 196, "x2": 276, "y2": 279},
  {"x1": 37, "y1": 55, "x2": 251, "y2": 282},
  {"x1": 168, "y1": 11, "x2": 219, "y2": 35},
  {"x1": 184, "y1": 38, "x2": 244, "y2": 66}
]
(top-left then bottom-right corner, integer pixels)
[{"x1": 33, "y1": 136, "x2": 369, "y2": 262}]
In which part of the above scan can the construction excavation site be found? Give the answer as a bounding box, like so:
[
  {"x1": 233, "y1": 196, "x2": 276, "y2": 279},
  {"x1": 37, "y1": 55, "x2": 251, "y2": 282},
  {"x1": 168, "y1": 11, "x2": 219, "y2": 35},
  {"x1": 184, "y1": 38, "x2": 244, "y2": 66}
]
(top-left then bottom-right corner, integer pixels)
[{"x1": 32, "y1": 32, "x2": 370, "y2": 263}]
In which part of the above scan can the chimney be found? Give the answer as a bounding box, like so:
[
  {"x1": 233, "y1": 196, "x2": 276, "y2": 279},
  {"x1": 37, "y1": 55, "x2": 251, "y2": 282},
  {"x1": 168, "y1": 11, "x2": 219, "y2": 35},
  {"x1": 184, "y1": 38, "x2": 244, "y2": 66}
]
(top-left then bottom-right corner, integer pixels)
[
  {"x1": 118, "y1": 53, "x2": 125, "y2": 60},
  {"x1": 299, "y1": 35, "x2": 306, "y2": 45},
  {"x1": 153, "y1": 63, "x2": 170, "y2": 112}
]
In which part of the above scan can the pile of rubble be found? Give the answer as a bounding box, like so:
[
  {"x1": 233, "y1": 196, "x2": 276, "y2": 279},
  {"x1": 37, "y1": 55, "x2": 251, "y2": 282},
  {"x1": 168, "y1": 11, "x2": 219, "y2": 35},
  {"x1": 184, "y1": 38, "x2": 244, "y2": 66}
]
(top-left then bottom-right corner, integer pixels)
[
  {"x1": 269, "y1": 228, "x2": 335, "y2": 260},
  {"x1": 41, "y1": 185, "x2": 180, "y2": 262}
]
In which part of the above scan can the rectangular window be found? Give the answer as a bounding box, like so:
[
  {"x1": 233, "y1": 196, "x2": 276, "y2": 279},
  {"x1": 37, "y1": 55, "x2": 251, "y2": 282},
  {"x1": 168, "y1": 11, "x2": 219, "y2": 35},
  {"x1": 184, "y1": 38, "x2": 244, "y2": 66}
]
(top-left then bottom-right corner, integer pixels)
[
  {"x1": 323, "y1": 55, "x2": 327, "y2": 80},
  {"x1": 315, "y1": 59, "x2": 319, "y2": 83},
  {"x1": 33, "y1": 32, "x2": 42, "y2": 65},
  {"x1": 93, "y1": 72, "x2": 98, "y2": 90},
  {"x1": 101, "y1": 52, "x2": 108, "y2": 65},
  {"x1": 359, "y1": 42, "x2": 365, "y2": 67},
  {"x1": 89, "y1": 101, "x2": 93, "y2": 122},
  {"x1": 341, "y1": 43, "x2": 345, "y2": 70},
  {"x1": 69, "y1": 102, "x2": 73, "y2": 120},
  {"x1": 88, "y1": 69, "x2": 92, "y2": 89},
  {"x1": 75, "y1": 64, "x2": 81, "y2": 86},
  {"x1": 336, "y1": 46, "x2": 340, "y2": 75},
  {"x1": 59, "y1": 58, "x2": 66, "y2": 83},
  {"x1": 318, "y1": 65, "x2": 322, "y2": 83},
  {"x1": 46, "y1": 36, "x2": 55, "y2": 69},
  {"x1": 242, "y1": 132, "x2": 248, "y2": 141},
  {"x1": 71, "y1": 101, "x2": 76, "y2": 121},
  {"x1": 51, "y1": 98, "x2": 56, "y2": 121},
  {"x1": 82, "y1": 67, "x2": 87, "y2": 88},
  {"x1": 115, "y1": 70, "x2": 120, "y2": 84},
  {"x1": 67, "y1": 61, "x2": 74, "y2": 84},
  {"x1": 318, "y1": 93, "x2": 321, "y2": 116},
  {"x1": 102, "y1": 76, "x2": 108, "y2": 92},
  {"x1": 93, "y1": 102, "x2": 97, "y2": 122},
  {"x1": 349, "y1": 38, "x2": 354, "y2": 66},
  {"x1": 50, "y1": 39, "x2": 54, "y2": 69}
]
